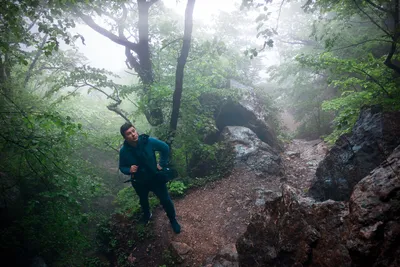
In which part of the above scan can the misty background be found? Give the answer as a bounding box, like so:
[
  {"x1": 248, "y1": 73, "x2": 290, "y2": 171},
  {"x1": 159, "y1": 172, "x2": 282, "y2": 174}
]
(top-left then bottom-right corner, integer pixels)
[{"x1": 1, "y1": 0, "x2": 399, "y2": 266}]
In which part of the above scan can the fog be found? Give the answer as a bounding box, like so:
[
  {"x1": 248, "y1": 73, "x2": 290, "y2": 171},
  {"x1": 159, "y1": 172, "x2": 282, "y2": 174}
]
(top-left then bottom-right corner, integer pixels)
[
  {"x1": 3, "y1": 1, "x2": 400, "y2": 265},
  {"x1": 69, "y1": 0, "x2": 280, "y2": 76}
]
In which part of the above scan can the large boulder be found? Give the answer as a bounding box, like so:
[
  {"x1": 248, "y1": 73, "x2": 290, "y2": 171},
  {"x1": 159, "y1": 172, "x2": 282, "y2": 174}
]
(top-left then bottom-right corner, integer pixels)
[
  {"x1": 220, "y1": 126, "x2": 281, "y2": 176},
  {"x1": 236, "y1": 185, "x2": 349, "y2": 267},
  {"x1": 309, "y1": 106, "x2": 400, "y2": 201},
  {"x1": 199, "y1": 90, "x2": 279, "y2": 150},
  {"x1": 237, "y1": 145, "x2": 400, "y2": 267},
  {"x1": 343, "y1": 145, "x2": 400, "y2": 266}
]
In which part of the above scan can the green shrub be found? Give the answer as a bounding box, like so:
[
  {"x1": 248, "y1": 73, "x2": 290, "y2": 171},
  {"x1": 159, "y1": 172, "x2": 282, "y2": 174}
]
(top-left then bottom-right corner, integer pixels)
[
  {"x1": 167, "y1": 181, "x2": 187, "y2": 197},
  {"x1": 115, "y1": 187, "x2": 159, "y2": 217}
]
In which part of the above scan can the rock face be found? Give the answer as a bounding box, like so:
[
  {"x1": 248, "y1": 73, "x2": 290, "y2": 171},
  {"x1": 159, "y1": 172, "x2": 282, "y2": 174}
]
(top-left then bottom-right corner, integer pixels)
[
  {"x1": 220, "y1": 126, "x2": 281, "y2": 176},
  {"x1": 344, "y1": 145, "x2": 400, "y2": 267},
  {"x1": 237, "y1": 145, "x2": 400, "y2": 267},
  {"x1": 309, "y1": 107, "x2": 400, "y2": 201},
  {"x1": 199, "y1": 91, "x2": 279, "y2": 150},
  {"x1": 191, "y1": 87, "x2": 282, "y2": 178}
]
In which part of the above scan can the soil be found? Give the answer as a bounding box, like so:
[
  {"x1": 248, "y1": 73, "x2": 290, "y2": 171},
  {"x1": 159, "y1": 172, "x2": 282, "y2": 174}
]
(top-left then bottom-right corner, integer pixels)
[{"x1": 120, "y1": 139, "x2": 328, "y2": 267}]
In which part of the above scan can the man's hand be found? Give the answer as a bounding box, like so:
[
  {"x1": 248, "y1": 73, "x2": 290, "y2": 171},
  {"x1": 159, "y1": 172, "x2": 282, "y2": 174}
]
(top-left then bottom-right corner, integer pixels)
[
  {"x1": 157, "y1": 164, "x2": 162, "y2": 170},
  {"x1": 130, "y1": 165, "x2": 138, "y2": 174}
]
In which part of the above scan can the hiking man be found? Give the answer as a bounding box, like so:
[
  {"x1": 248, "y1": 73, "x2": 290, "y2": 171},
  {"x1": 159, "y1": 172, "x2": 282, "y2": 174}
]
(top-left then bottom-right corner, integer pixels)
[{"x1": 118, "y1": 122, "x2": 181, "y2": 234}]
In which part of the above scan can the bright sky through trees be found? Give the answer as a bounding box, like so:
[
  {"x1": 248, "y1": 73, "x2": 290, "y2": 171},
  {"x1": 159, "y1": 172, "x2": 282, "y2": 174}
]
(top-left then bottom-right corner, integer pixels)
[
  {"x1": 71, "y1": 0, "x2": 241, "y2": 73},
  {"x1": 163, "y1": 0, "x2": 238, "y2": 21}
]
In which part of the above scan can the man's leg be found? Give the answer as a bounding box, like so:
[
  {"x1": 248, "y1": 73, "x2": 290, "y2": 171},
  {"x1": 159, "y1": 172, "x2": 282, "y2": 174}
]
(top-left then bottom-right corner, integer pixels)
[
  {"x1": 152, "y1": 183, "x2": 181, "y2": 233},
  {"x1": 132, "y1": 183, "x2": 152, "y2": 223}
]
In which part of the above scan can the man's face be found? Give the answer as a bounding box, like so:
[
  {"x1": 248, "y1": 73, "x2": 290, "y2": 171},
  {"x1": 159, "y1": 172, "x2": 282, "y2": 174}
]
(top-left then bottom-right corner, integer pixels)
[{"x1": 124, "y1": 127, "x2": 138, "y2": 142}]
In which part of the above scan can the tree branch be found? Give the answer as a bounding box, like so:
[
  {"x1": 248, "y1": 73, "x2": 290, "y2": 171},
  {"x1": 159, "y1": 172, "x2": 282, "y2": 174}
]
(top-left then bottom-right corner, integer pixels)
[
  {"x1": 384, "y1": 0, "x2": 400, "y2": 74},
  {"x1": 107, "y1": 102, "x2": 131, "y2": 123},
  {"x1": 275, "y1": 0, "x2": 285, "y2": 31},
  {"x1": 104, "y1": 141, "x2": 119, "y2": 153},
  {"x1": 24, "y1": 34, "x2": 48, "y2": 88},
  {"x1": 364, "y1": 0, "x2": 391, "y2": 13},
  {"x1": 354, "y1": 67, "x2": 392, "y2": 97},
  {"x1": 352, "y1": 0, "x2": 392, "y2": 36},
  {"x1": 125, "y1": 47, "x2": 141, "y2": 71},
  {"x1": 74, "y1": 8, "x2": 139, "y2": 52},
  {"x1": 330, "y1": 38, "x2": 393, "y2": 51},
  {"x1": 160, "y1": 38, "x2": 182, "y2": 51}
]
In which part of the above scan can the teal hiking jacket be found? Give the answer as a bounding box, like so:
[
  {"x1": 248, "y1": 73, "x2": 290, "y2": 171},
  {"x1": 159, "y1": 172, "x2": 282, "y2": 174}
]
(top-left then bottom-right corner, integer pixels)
[{"x1": 119, "y1": 134, "x2": 169, "y2": 184}]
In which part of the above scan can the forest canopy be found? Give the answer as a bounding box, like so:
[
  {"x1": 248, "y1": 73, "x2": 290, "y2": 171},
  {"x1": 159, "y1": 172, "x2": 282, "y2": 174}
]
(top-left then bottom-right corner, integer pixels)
[{"x1": 1, "y1": 0, "x2": 399, "y2": 266}]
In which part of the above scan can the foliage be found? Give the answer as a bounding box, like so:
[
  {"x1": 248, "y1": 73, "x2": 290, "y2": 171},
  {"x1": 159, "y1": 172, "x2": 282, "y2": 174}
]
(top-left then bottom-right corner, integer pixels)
[
  {"x1": 0, "y1": 1, "x2": 297, "y2": 266},
  {"x1": 167, "y1": 181, "x2": 187, "y2": 197},
  {"x1": 135, "y1": 223, "x2": 154, "y2": 241},
  {"x1": 0, "y1": 2, "x2": 126, "y2": 265},
  {"x1": 114, "y1": 187, "x2": 159, "y2": 217},
  {"x1": 0, "y1": 89, "x2": 109, "y2": 266},
  {"x1": 297, "y1": 51, "x2": 400, "y2": 143},
  {"x1": 246, "y1": 0, "x2": 400, "y2": 142},
  {"x1": 162, "y1": 248, "x2": 181, "y2": 267}
]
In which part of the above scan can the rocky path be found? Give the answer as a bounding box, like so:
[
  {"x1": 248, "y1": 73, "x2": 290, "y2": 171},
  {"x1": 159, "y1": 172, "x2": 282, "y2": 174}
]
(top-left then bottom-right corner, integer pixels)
[
  {"x1": 131, "y1": 139, "x2": 328, "y2": 266},
  {"x1": 281, "y1": 139, "x2": 328, "y2": 194}
]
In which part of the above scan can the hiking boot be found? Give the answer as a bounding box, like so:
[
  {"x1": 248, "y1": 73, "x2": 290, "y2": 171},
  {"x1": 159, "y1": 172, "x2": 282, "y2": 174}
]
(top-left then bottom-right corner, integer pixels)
[
  {"x1": 140, "y1": 213, "x2": 152, "y2": 225},
  {"x1": 170, "y1": 219, "x2": 181, "y2": 234}
]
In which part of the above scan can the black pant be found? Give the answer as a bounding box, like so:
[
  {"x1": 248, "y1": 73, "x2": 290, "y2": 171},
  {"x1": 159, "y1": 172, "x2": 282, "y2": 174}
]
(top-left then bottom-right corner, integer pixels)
[{"x1": 132, "y1": 181, "x2": 176, "y2": 221}]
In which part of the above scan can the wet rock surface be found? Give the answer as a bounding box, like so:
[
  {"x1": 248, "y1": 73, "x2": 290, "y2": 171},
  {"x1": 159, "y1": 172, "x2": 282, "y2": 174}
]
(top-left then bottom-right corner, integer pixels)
[
  {"x1": 344, "y1": 145, "x2": 400, "y2": 267},
  {"x1": 199, "y1": 90, "x2": 279, "y2": 150},
  {"x1": 237, "y1": 145, "x2": 400, "y2": 267},
  {"x1": 220, "y1": 126, "x2": 281, "y2": 176},
  {"x1": 309, "y1": 107, "x2": 400, "y2": 201}
]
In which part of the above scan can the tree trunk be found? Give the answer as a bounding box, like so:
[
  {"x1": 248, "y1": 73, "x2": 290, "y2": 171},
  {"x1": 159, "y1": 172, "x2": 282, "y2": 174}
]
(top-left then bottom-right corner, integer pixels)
[
  {"x1": 76, "y1": 0, "x2": 164, "y2": 126},
  {"x1": 168, "y1": 0, "x2": 196, "y2": 146},
  {"x1": 0, "y1": 52, "x2": 12, "y2": 97},
  {"x1": 24, "y1": 35, "x2": 48, "y2": 88}
]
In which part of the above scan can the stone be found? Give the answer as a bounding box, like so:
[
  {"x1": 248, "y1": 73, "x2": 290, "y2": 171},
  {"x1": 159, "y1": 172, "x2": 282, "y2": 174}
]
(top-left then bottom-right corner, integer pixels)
[
  {"x1": 309, "y1": 107, "x2": 400, "y2": 201},
  {"x1": 204, "y1": 243, "x2": 239, "y2": 267},
  {"x1": 170, "y1": 241, "x2": 192, "y2": 255},
  {"x1": 237, "y1": 145, "x2": 400, "y2": 267},
  {"x1": 219, "y1": 126, "x2": 281, "y2": 175},
  {"x1": 343, "y1": 145, "x2": 400, "y2": 266},
  {"x1": 285, "y1": 151, "x2": 300, "y2": 157},
  {"x1": 217, "y1": 243, "x2": 238, "y2": 262},
  {"x1": 199, "y1": 89, "x2": 279, "y2": 150},
  {"x1": 254, "y1": 189, "x2": 282, "y2": 207}
]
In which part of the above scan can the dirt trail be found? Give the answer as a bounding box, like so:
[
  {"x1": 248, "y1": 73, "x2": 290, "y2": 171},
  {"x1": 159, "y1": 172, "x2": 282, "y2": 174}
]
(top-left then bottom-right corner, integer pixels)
[{"x1": 131, "y1": 139, "x2": 328, "y2": 266}]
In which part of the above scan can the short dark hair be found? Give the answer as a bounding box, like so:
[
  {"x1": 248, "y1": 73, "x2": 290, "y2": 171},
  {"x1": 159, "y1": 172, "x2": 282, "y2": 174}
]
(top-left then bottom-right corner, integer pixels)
[{"x1": 120, "y1": 122, "x2": 134, "y2": 138}]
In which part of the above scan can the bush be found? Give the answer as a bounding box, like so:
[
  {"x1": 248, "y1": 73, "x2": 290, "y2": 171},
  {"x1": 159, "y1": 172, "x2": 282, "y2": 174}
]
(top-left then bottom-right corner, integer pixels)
[
  {"x1": 167, "y1": 181, "x2": 187, "y2": 197},
  {"x1": 114, "y1": 187, "x2": 159, "y2": 217}
]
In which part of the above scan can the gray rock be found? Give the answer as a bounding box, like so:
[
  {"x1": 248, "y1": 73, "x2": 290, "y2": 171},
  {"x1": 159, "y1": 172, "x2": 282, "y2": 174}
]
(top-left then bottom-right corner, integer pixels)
[
  {"x1": 237, "y1": 145, "x2": 400, "y2": 267},
  {"x1": 199, "y1": 89, "x2": 280, "y2": 150},
  {"x1": 220, "y1": 126, "x2": 281, "y2": 175},
  {"x1": 255, "y1": 189, "x2": 282, "y2": 206},
  {"x1": 170, "y1": 241, "x2": 192, "y2": 255},
  {"x1": 218, "y1": 243, "x2": 238, "y2": 262},
  {"x1": 309, "y1": 107, "x2": 400, "y2": 201},
  {"x1": 285, "y1": 151, "x2": 300, "y2": 157}
]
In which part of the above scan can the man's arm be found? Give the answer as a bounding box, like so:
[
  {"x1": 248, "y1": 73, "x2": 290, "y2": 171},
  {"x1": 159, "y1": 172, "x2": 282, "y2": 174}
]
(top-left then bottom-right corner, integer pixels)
[
  {"x1": 119, "y1": 149, "x2": 132, "y2": 175},
  {"x1": 149, "y1": 137, "x2": 169, "y2": 167}
]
